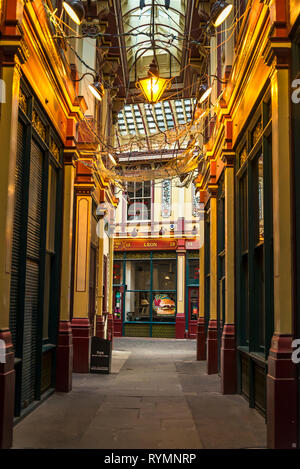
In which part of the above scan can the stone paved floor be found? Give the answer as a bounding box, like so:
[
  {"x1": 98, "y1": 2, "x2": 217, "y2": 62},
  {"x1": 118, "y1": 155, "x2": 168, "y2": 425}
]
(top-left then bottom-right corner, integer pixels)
[{"x1": 13, "y1": 338, "x2": 266, "y2": 449}]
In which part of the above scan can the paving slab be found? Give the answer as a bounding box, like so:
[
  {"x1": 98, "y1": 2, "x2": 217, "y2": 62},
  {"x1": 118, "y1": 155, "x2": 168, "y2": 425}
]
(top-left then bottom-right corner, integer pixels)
[{"x1": 13, "y1": 337, "x2": 266, "y2": 449}]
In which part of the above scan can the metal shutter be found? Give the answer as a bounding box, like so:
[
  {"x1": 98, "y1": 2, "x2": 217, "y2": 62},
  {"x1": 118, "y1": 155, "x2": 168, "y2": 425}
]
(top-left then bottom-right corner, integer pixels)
[
  {"x1": 21, "y1": 139, "x2": 43, "y2": 409},
  {"x1": 9, "y1": 122, "x2": 25, "y2": 349}
]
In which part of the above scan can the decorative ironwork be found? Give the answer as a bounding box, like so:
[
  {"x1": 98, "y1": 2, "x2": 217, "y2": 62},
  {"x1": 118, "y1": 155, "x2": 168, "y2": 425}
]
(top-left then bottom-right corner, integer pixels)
[
  {"x1": 161, "y1": 179, "x2": 172, "y2": 218},
  {"x1": 251, "y1": 118, "x2": 263, "y2": 147},
  {"x1": 32, "y1": 110, "x2": 46, "y2": 141},
  {"x1": 19, "y1": 89, "x2": 27, "y2": 114},
  {"x1": 50, "y1": 138, "x2": 60, "y2": 162},
  {"x1": 239, "y1": 146, "x2": 247, "y2": 167},
  {"x1": 192, "y1": 183, "x2": 200, "y2": 218}
]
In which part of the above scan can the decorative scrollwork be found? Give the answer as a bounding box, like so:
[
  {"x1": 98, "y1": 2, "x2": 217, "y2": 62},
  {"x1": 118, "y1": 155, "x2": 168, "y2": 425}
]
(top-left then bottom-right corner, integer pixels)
[
  {"x1": 192, "y1": 183, "x2": 201, "y2": 218},
  {"x1": 19, "y1": 89, "x2": 27, "y2": 114},
  {"x1": 251, "y1": 118, "x2": 263, "y2": 147},
  {"x1": 50, "y1": 138, "x2": 60, "y2": 162},
  {"x1": 32, "y1": 110, "x2": 46, "y2": 141},
  {"x1": 161, "y1": 179, "x2": 172, "y2": 218},
  {"x1": 239, "y1": 146, "x2": 247, "y2": 167}
]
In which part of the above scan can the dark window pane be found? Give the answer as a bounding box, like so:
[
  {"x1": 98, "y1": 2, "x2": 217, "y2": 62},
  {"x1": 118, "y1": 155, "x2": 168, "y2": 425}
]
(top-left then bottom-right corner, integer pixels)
[{"x1": 152, "y1": 260, "x2": 176, "y2": 290}]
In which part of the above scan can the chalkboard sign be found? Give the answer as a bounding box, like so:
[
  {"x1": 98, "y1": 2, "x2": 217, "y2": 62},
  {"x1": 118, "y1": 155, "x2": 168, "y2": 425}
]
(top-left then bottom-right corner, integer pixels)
[{"x1": 90, "y1": 337, "x2": 112, "y2": 374}]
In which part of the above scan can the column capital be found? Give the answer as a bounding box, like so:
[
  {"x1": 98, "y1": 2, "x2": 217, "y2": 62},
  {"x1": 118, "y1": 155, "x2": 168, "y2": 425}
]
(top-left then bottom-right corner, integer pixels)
[
  {"x1": 63, "y1": 149, "x2": 78, "y2": 166},
  {"x1": 221, "y1": 150, "x2": 235, "y2": 167},
  {"x1": 263, "y1": 38, "x2": 291, "y2": 69},
  {"x1": 207, "y1": 183, "x2": 218, "y2": 197}
]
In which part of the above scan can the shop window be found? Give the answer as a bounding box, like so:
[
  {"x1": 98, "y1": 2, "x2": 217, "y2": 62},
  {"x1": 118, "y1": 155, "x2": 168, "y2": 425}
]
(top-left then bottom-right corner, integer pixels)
[
  {"x1": 189, "y1": 288, "x2": 199, "y2": 321},
  {"x1": 240, "y1": 174, "x2": 248, "y2": 252},
  {"x1": 152, "y1": 292, "x2": 176, "y2": 322},
  {"x1": 126, "y1": 260, "x2": 150, "y2": 290},
  {"x1": 125, "y1": 292, "x2": 151, "y2": 322},
  {"x1": 152, "y1": 260, "x2": 176, "y2": 290},
  {"x1": 188, "y1": 259, "x2": 199, "y2": 283},
  {"x1": 43, "y1": 164, "x2": 57, "y2": 340},
  {"x1": 254, "y1": 154, "x2": 264, "y2": 243},
  {"x1": 113, "y1": 261, "x2": 123, "y2": 284}
]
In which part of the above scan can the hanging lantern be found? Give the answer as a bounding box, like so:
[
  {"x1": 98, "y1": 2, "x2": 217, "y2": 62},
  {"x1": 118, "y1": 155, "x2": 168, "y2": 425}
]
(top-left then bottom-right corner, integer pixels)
[{"x1": 136, "y1": 59, "x2": 171, "y2": 104}]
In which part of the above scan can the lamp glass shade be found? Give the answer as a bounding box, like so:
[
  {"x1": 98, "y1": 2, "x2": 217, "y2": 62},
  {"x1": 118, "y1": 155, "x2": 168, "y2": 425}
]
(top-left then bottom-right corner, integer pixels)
[
  {"x1": 198, "y1": 85, "x2": 212, "y2": 103},
  {"x1": 63, "y1": 1, "x2": 85, "y2": 25},
  {"x1": 211, "y1": 1, "x2": 233, "y2": 27},
  {"x1": 88, "y1": 82, "x2": 104, "y2": 101},
  {"x1": 138, "y1": 75, "x2": 169, "y2": 104}
]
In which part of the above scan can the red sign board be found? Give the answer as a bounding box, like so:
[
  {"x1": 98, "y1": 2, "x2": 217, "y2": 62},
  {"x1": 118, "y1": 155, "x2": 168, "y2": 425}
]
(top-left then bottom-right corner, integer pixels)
[{"x1": 114, "y1": 238, "x2": 178, "y2": 251}]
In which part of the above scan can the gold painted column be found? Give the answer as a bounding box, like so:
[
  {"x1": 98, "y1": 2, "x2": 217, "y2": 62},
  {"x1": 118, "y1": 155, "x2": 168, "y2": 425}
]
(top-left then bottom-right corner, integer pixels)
[
  {"x1": 176, "y1": 240, "x2": 186, "y2": 339},
  {"x1": 95, "y1": 217, "x2": 105, "y2": 338},
  {"x1": 197, "y1": 192, "x2": 206, "y2": 360},
  {"x1": 207, "y1": 186, "x2": 218, "y2": 374},
  {"x1": 266, "y1": 56, "x2": 297, "y2": 449},
  {"x1": 71, "y1": 163, "x2": 94, "y2": 373},
  {"x1": 56, "y1": 155, "x2": 76, "y2": 391},
  {"x1": 107, "y1": 236, "x2": 115, "y2": 344},
  {"x1": 220, "y1": 153, "x2": 237, "y2": 393},
  {"x1": 0, "y1": 58, "x2": 22, "y2": 448}
]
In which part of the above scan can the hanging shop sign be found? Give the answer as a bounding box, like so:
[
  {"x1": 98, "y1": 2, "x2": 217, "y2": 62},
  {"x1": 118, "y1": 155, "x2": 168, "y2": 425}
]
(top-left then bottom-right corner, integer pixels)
[{"x1": 114, "y1": 238, "x2": 178, "y2": 251}]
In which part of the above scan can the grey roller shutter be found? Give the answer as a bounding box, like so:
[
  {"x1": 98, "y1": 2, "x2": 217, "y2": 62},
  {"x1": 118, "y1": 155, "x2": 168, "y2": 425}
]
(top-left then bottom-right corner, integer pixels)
[
  {"x1": 9, "y1": 122, "x2": 25, "y2": 349},
  {"x1": 21, "y1": 139, "x2": 43, "y2": 409}
]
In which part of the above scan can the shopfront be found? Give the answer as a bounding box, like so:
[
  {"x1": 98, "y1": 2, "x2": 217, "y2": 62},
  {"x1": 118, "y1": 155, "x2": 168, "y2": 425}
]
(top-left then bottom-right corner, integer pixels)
[
  {"x1": 185, "y1": 250, "x2": 200, "y2": 339},
  {"x1": 113, "y1": 238, "x2": 199, "y2": 339}
]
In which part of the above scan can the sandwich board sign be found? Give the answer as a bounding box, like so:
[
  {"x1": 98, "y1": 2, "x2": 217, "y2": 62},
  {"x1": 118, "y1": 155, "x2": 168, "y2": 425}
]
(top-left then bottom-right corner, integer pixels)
[{"x1": 90, "y1": 337, "x2": 112, "y2": 374}]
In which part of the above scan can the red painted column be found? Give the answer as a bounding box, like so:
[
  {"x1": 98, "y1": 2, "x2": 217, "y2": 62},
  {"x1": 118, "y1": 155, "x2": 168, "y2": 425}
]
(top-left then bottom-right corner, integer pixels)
[
  {"x1": 207, "y1": 319, "x2": 218, "y2": 374},
  {"x1": 196, "y1": 317, "x2": 206, "y2": 360},
  {"x1": 113, "y1": 318, "x2": 122, "y2": 337},
  {"x1": 175, "y1": 314, "x2": 185, "y2": 339},
  {"x1": 0, "y1": 330, "x2": 15, "y2": 449},
  {"x1": 220, "y1": 324, "x2": 236, "y2": 393},
  {"x1": 267, "y1": 334, "x2": 298, "y2": 449},
  {"x1": 71, "y1": 318, "x2": 92, "y2": 373},
  {"x1": 56, "y1": 321, "x2": 73, "y2": 392}
]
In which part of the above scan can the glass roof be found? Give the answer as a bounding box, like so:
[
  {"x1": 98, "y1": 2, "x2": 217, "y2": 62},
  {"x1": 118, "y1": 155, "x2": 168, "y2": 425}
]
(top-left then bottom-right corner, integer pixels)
[
  {"x1": 117, "y1": 98, "x2": 193, "y2": 135},
  {"x1": 121, "y1": 0, "x2": 186, "y2": 80},
  {"x1": 116, "y1": 98, "x2": 195, "y2": 152}
]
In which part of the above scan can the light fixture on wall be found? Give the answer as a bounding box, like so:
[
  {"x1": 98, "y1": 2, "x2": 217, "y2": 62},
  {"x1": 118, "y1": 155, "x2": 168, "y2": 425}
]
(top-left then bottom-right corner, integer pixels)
[
  {"x1": 192, "y1": 225, "x2": 198, "y2": 236},
  {"x1": 62, "y1": 0, "x2": 85, "y2": 25},
  {"x1": 136, "y1": 59, "x2": 171, "y2": 104},
  {"x1": 198, "y1": 74, "x2": 228, "y2": 104},
  {"x1": 88, "y1": 80, "x2": 105, "y2": 102},
  {"x1": 74, "y1": 73, "x2": 105, "y2": 101},
  {"x1": 211, "y1": 1, "x2": 233, "y2": 27},
  {"x1": 108, "y1": 153, "x2": 117, "y2": 166},
  {"x1": 131, "y1": 227, "x2": 138, "y2": 238},
  {"x1": 198, "y1": 84, "x2": 212, "y2": 104}
]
